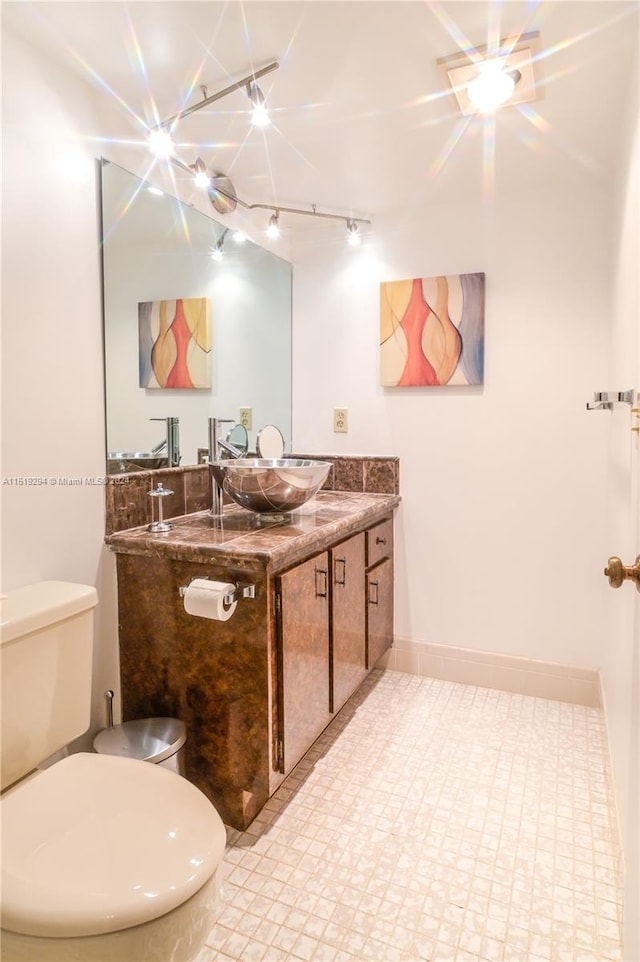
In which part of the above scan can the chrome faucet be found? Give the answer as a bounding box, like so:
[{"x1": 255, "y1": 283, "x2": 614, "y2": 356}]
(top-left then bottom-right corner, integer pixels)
[{"x1": 217, "y1": 436, "x2": 245, "y2": 459}]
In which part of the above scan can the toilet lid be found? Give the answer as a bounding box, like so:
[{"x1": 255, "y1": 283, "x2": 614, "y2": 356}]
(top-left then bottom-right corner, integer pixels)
[{"x1": 1, "y1": 752, "x2": 226, "y2": 938}]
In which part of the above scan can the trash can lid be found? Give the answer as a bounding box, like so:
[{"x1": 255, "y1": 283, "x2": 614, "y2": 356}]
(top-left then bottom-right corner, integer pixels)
[{"x1": 93, "y1": 717, "x2": 186, "y2": 765}]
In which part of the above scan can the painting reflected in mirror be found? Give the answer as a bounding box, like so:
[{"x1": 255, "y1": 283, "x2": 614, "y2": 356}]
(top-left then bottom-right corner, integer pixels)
[{"x1": 101, "y1": 160, "x2": 292, "y2": 472}]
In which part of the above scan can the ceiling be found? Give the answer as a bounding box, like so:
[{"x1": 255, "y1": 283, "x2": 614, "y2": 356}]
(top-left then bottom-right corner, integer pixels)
[{"x1": 3, "y1": 1, "x2": 639, "y2": 234}]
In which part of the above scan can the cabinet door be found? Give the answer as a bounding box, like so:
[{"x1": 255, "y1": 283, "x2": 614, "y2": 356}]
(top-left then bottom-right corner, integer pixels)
[
  {"x1": 332, "y1": 533, "x2": 367, "y2": 713},
  {"x1": 278, "y1": 552, "x2": 332, "y2": 774},
  {"x1": 366, "y1": 557, "x2": 394, "y2": 668}
]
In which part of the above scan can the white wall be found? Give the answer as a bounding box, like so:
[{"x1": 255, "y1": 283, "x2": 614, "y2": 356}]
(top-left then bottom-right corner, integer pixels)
[
  {"x1": 1, "y1": 28, "x2": 121, "y2": 730},
  {"x1": 601, "y1": 45, "x2": 640, "y2": 960},
  {"x1": 292, "y1": 168, "x2": 611, "y2": 669}
]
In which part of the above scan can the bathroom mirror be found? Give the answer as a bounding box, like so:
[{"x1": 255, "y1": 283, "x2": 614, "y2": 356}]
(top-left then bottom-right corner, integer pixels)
[{"x1": 101, "y1": 160, "x2": 292, "y2": 471}]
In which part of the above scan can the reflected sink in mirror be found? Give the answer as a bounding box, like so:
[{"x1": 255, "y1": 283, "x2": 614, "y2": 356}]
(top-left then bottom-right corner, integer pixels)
[
  {"x1": 210, "y1": 459, "x2": 331, "y2": 517},
  {"x1": 107, "y1": 452, "x2": 169, "y2": 473}
]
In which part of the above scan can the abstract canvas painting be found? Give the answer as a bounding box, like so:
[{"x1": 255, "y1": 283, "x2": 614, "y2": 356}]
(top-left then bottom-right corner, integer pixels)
[
  {"x1": 380, "y1": 273, "x2": 485, "y2": 387},
  {"x1": 138, "y1": 297, "x2": 211, "y2": 389}
]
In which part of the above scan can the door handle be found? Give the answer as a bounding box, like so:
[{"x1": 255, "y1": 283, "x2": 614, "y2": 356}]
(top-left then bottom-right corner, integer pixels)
[
  {"x1": 368, "y1": 580, "x2": 379, "y2": 605},
  {"x1": 604, "y1": 556, "x2": 640, "y2": 593},
  {"x1": 315, "y1": 568, "x2": 328, "y2": 598},
  {"x1": 334, "y1": 557, "x2": 346, "y2": 586}
]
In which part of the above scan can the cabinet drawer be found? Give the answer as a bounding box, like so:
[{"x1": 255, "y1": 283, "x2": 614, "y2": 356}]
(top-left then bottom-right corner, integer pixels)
[{"x1": 366, "y1": 517, "x2": 393, "y2": 567}]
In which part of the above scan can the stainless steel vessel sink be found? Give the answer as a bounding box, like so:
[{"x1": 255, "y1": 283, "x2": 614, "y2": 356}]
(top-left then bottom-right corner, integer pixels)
[{"x1": 210, "y1": 458, "x2": 331, "y2": 516}]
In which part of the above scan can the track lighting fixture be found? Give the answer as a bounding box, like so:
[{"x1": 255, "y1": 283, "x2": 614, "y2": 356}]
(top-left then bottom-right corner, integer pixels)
[
  {"x1": 148, "y1": 62, "x2": 279, "y2": 135},
  {"x1": 211, "y1": 239, "x2": 224, "y2": 261},
  {"x1": 266, "y1": 212, "x2": 281, "y2": 239},
  {"x1": 147, "y1": 60, "x2": 371, "y2": 239}
]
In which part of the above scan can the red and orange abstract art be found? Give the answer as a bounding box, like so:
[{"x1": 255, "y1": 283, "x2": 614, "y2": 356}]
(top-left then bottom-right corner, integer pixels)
[
  {"x1": 138, "y1": 297, "x2": 211, "y2": 389},
  {"x1": 380, "y1": 274, "x2": 484, "y2": 387}
]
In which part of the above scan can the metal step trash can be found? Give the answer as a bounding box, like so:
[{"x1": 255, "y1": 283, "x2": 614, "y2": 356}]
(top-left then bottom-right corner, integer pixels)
[{"x1": 93, "y1": 717, "x2": 187, "y2": 775}]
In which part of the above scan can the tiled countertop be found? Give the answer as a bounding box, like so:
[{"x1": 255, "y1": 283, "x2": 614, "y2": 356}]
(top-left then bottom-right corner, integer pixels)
[{"x1": 105, "y1": 490, "x2": 400, "y2": 574}]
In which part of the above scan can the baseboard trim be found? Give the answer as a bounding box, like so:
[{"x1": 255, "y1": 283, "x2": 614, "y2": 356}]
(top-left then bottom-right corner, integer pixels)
[{"x1": 377, "y1": 638, "x2": 601, "y2": 708}]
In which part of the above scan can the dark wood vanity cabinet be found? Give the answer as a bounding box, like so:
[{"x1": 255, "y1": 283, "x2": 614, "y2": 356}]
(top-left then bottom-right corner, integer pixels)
[
  {"x1": 331, "y1": 533, "x2": 367, "y2": 713},
  {"x1": 275, "y1": 521, "x2": 392, "y2": 776},
  {"x1": 113, "y1": 505, "x2": 396, "y2": 828},
  {"x1": 365, "y1": 518, "x2": 394, "y2": 668},
  {"x1": 277, "y1": 552, "x2": 332, "y2": 775}
]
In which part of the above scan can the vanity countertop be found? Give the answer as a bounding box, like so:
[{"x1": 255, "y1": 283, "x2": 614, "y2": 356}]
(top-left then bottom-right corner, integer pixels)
[{"x1": 105, "y1": 490, "x2": 400, "y2": 574}]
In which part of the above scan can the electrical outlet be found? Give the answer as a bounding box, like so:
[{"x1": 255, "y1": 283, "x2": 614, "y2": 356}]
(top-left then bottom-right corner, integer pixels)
[
  {"x1": 239, "y1": 407, "x2": 252, "y2": 430},
  {"x1": 334, "y1": 408, "x2": 348, "y2": 433}
]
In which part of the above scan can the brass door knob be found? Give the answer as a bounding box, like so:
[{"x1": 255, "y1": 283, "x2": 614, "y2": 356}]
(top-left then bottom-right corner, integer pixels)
[{"x1": 604, "y1": 555, "x2": 640, "y2": 592}]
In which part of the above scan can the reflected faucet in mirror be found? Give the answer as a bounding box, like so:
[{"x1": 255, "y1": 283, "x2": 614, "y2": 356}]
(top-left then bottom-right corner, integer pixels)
[{"x1": 152, "y1": 417, "x2": 180, "y2": 467}]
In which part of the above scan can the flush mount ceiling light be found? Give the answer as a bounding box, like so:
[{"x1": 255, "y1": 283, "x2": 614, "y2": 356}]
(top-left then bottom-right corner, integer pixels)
[
  {"x1": 438, "y1": 31, "x2": 541, "y2": 117},
  {"x1": 146, "y1": 60, "x2": 371, "y2": 240}
]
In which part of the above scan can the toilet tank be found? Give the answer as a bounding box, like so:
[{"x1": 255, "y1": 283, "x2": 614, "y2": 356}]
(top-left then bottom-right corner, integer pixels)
[{"x1": 0, "y1": 581, "x2": 98, "y2": 790}]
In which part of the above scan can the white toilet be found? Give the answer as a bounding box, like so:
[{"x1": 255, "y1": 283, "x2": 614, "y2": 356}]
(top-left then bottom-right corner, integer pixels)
[{"x1": 0, "y1": 581, "x2": 227, "y2": 962}]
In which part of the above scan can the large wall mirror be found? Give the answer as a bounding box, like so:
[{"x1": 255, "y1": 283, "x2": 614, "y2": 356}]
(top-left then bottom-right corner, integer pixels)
[{"x1": 101, "y1": 159, "x2": 292, "y2": 472}]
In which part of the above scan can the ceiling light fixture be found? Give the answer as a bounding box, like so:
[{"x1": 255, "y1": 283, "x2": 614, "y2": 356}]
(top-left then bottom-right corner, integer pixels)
[
  {"x1": 148, "y1": 62, "x2": 279, "y2": 136},
  {"x1": 266, "y1": 212, "x2": 280, "y2": 239},
  {"x1": 247, "y1": 81, "x2": 270, "y2": 127},
  {"x1": 346, "y1": 220, "x2": 361, "y2": 246},
  {"x1": 438, "y1": 31, "x2": 540, "y2": 117},
  {"x1": 171, "y1": 156, "x2": 371, "y2": 236},
  {"x1": 148, "y1": 60, "x2": 371, "y2": 238},
  {"x1": 191, "y1": 157, "x2": 211, "y2": 189},
  {"x1": 211, "y1": 229, "x2": 228, "y2": 260},
  {"x1": 466, "y1": 62, "x2": 522, "y2": 112},
  {"x1": 147, "y1": 128, "x2": 174, "y2": 158}
]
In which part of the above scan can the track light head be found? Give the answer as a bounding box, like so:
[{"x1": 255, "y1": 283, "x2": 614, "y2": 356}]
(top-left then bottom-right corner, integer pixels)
[
  {"x1": 147, "y1": 127, "x2": 174, "y2": 158},
  {"x1": 191, "y1": 158, "x2": 210, "y2": 189},
  {"x1": 266, "y1": 212, "x2": 280, "y2": 239},
  {"x1": 346, "y1": 220, "x2": 361, "y2": 246},
  {"x1": 211, "y1": 239, "x2": 224, "y2": 261},
  {"x1": 247, "y1": 81, "x2": 270, "y2": 127}
]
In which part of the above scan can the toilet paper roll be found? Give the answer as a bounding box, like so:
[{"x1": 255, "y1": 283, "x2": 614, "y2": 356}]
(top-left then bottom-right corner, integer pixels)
[{"x1": 183, "y1": 579, "x2": 237, "y2": 621}]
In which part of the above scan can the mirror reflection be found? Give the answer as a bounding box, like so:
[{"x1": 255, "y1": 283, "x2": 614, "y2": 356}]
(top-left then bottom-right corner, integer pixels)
[{"x1": 101, "y1": 160, "x2": 292, "y2": 472}]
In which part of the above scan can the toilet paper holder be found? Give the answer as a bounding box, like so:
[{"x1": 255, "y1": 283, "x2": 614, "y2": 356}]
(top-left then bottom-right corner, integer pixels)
[{"x1": 179, "y1": 580, "x2": 256, "y2": 605}]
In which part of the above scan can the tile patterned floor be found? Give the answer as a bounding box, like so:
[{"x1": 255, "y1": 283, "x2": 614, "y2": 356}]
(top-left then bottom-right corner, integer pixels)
[{"x1": 197, "y1": 670, "x2": 623, "y2": 962}]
